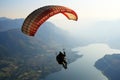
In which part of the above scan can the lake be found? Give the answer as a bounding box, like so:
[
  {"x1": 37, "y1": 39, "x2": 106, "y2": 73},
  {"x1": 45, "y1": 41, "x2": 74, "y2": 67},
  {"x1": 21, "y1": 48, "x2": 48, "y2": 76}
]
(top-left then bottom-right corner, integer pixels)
[{"x1": 43, "y1": 43, "x2": 120, "y2": 80}]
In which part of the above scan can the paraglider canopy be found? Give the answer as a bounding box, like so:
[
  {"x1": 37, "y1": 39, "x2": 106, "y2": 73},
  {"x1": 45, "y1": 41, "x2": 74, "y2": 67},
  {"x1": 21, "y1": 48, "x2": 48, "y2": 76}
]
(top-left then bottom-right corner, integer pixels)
[{"x1": 21, "y1": 5, "x2": 78, "y2": 36}]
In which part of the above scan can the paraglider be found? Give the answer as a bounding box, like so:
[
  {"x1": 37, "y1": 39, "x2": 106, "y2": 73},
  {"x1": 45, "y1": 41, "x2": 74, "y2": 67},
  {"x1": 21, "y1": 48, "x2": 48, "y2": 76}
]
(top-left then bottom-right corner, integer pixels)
[
  {"x1": 21, "y1": 5, "x2": 78, "y2": 36},
  {"x1": 56, "y1": 49, "x2": 67, "y2": 69}
]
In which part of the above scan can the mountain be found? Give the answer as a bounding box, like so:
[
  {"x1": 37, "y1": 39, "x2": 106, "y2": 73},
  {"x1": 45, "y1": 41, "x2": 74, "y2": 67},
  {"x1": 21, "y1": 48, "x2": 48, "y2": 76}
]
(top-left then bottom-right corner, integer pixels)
[
  {"x1": 95, "y1": 54, "x2": 120, "y2": 80},
  {"x1": 0, "y1": 21, "x2": 78, "y2": 56},
  {"x1": 0, "y1": 17, "x2": 24, "y2": 32},
  {"x1": 0, "y1": 29, "x2": 50, "y2": 56},
  {"x1": 0, "y1": 17, "x2": 81, "y2": 80},
  {"x1": 0, "y1": 17, "x2": 82, "y2": 48},
  {"x1": 36, "y1": 21, "x2": 81, "y2": 48}
]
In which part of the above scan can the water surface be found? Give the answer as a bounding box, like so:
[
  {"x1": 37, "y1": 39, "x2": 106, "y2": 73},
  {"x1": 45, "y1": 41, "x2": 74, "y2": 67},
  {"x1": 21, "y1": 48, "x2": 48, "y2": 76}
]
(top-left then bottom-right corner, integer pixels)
[{"x1": 44, "y1": 43, "x2": 120, "y2": 80}]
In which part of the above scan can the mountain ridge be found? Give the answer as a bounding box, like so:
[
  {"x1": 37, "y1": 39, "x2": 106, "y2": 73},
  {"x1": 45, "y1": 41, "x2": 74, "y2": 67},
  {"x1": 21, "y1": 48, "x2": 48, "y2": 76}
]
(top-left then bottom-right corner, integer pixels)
[{"x1": 95, "y1": 54, "x2": 120, "y2": 80}]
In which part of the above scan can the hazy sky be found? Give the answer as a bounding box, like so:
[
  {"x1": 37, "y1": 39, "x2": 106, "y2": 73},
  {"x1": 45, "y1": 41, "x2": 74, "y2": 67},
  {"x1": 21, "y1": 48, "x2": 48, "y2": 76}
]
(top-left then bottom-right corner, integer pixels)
[
  {"x1": 0, "y1": 0, "x2": 120, "y2": 32},
  {"x1": 0, "y1": 0, "x2": 120, "y2": 20}
]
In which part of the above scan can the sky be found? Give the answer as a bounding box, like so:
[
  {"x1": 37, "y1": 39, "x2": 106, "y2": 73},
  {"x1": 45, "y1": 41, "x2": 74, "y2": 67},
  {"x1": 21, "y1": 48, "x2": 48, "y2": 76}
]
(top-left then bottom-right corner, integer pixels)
[
  {"x1": 0, "y1": 0, "x2": 120, "y2": 34},
  {"x1": 0, "y1": 0, "x2": 120, "y2": 19}
]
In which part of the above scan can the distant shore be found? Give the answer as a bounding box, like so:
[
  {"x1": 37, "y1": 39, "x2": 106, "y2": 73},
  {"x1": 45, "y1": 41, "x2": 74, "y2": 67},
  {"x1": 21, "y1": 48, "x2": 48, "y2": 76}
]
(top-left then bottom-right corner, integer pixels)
[{"x1": 95, "y1": 54, "x2": 120, "y2": 80}]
